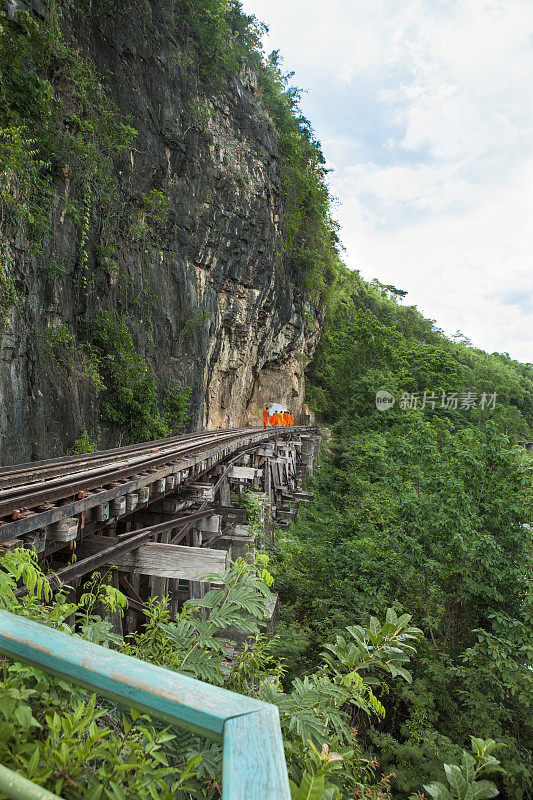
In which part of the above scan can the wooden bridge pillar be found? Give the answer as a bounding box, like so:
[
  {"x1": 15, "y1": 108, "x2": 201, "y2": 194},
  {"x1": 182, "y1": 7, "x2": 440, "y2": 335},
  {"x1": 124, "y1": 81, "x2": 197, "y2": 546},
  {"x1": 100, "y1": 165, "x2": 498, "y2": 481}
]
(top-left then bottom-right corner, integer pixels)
[
  {"x1": 212, "y1": 524, "x2": 256, "y2": 563},
  {"x1": 189, "y1": 529, "x2": 205, "y2": 600},
  {"x1": 150, "y1": 529, "x2": 171, "y2": 600},
  {"x1": 124, "y1": 572, "x2": 141, "y2": 635},
  {"x1": 218, "y1": 478, "x2": 231, "y2": 507},
  {"x1": 298, "y1": 436, "x2": 315, "y2": 487}
]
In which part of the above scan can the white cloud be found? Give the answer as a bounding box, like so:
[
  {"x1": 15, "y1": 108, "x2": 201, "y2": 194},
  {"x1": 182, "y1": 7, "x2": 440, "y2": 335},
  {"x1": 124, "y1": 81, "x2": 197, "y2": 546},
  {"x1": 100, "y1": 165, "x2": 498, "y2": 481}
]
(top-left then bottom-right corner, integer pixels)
[
  {"x1": 243, "y1": 0, "x2": 533, "y2": 362},
  {"x1": 336, "y1": 162, "x2": 482, "y2": 215},
  {"x1": 334, "y1": 161, "x2": 533, "y2": 360}
]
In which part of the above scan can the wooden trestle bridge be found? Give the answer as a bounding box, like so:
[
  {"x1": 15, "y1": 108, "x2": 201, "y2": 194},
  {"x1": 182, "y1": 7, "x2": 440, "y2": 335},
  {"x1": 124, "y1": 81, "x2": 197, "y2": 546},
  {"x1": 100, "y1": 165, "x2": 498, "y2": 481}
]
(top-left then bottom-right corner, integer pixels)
[{"x1": 0, "y1": 425, "x2": 323, "y2": 800}]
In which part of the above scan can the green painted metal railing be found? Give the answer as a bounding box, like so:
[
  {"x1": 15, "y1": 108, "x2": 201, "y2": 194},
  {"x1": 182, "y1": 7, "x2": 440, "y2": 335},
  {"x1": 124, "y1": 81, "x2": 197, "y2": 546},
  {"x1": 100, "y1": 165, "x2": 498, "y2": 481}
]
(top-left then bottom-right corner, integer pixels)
[
  {"x1": 0, "y1": 610, "x2": 291, "y2": 800},
  {"x1": 0, "y1": 764, "x2": 63, "y2": 800}
]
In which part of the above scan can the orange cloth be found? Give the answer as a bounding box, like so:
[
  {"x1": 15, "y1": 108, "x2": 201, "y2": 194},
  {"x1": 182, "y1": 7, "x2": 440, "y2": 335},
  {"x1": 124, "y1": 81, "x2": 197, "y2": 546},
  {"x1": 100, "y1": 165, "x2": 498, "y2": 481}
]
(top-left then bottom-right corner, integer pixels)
[
  {"x1": 270, "y1": 412, "x2": 278, "y2": 426},
  {"x1": 289, "y1": 414, "x2": 294, "y2": 425},
  {"x1": 283, "y1": 412, "x2": 289, "y2": 426},
  {"x1": 262, "y1": 409, "x2": 269, "y2": 427}
]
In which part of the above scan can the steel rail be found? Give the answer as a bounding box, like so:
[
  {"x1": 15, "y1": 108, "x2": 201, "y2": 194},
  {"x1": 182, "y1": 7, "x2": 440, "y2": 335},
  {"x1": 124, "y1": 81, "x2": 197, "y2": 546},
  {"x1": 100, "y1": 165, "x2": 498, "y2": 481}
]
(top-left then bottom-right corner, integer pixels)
[
  {"x1": 0, "y1": 431, "x2": 236, "y2": 502},
  {"x1": 0, "y1": 432, "x2": 198, "y2": 485},
  {"x1": 0, "y1": 429, "x2": 203, "y2": 477},
  {"x1": 0, "y1": 427, "x2": 254, "y2": 476},
  {"x1": 0, "y1": 429, "x2": 258, "y2": 517},
  {"x1": 0, "y1": 428, "x2": 255, "y2": 490}
]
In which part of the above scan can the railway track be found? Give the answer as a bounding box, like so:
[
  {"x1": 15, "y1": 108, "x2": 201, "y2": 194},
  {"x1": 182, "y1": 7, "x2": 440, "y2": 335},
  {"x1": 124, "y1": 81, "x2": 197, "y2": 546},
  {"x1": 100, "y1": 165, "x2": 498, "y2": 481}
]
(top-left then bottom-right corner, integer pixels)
[
  {"x1": 0, "y1": 426, "x2": 308, "y2": 544},
  {"x1": 0, "y1": 427, "x2": 259, "y2": 493},
  {"x1": 0, "y1": 428, "x2": 264, "y2": 516}
]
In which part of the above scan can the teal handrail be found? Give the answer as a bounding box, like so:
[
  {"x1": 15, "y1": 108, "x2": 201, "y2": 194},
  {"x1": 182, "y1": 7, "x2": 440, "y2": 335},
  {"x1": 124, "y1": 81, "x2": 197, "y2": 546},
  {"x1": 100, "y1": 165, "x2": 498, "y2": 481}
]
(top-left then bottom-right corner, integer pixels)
[
  {"x1": 0, "y1": 764, "x2": 62, "y2": 800},
  {"x1": 0, "y1": 610, "x2": 290, "y2": 800}
]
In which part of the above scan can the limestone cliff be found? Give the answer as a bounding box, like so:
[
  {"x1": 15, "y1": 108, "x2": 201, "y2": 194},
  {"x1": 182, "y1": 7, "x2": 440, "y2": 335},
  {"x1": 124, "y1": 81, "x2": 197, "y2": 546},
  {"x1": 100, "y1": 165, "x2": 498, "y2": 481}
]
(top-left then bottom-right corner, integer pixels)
[{"x1": 0, "y1": 0, "x2": 323, "y2": 464}]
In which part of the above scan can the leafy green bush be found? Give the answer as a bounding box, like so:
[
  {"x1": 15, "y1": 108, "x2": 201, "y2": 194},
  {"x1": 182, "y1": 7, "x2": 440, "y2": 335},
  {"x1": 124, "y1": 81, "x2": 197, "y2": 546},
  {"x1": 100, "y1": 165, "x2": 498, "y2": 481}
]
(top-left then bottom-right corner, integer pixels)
[
  {"x1": 409, "y1": 738, "x2": 504, "y2": 800},
  {"x1": 42, "y1": 324, "x2": 105, "y2": 392},
  {"x1": 162, "y1": 382, "x2": 191, "y2": 434},
  {"x1": 0, "y1": 545, "x2": 432, "y2": 799},
  {"x1": 124, "y1": 554, "x2": 276, "y2": 684},
  {"x1": 91, "y1": 312, "x2": 192, "y2": 442},
  {"x1": 131, "y1": 190, "x2": 168, "y2": 242},
  {"x1": 185, "y1": 96, "x2": 213, "y2": 131},
  {"x1": 68, "y1": 427, "x2": 99, "y2": 454},
  {"x1": 240, "y1": 491, "x2": 264, "y2": 537},
  {"x1": 92, "y1": 312, "x2": 167, "y2": 443},
  {"x1": 0, "y1": 552, "x2": 201, "y2": 799},
  {"x1": 172, "y1": 0, "x2": 265, "y2": 82}
]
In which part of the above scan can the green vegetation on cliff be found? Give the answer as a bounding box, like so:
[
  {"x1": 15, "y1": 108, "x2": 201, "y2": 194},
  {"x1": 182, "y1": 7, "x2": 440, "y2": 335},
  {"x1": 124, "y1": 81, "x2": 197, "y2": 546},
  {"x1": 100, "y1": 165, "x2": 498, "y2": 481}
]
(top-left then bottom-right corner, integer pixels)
[
  {"x1": 93, "y1": 312, "x2": 191, "y2": 443},
  {"x1": 257, "y1": 52, "x2": 341, "y2": 299},
  {"x1": 0, "y1": 0, "x2": 136, "y2": 253},
  {"x1": 0, "y1": 0, "x2": 340, "y2": 448}
]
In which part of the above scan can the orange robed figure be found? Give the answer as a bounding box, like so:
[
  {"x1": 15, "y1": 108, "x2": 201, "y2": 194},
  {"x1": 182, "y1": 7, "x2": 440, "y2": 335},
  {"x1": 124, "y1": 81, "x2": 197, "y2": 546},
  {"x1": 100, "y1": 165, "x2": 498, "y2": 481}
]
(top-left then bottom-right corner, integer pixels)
[
  {"x1": 270, "y1": 412, "x2": 278, "y2": 426},
  {"x1": 262, "y1": 409, "x2": 269, "y2": 427}
]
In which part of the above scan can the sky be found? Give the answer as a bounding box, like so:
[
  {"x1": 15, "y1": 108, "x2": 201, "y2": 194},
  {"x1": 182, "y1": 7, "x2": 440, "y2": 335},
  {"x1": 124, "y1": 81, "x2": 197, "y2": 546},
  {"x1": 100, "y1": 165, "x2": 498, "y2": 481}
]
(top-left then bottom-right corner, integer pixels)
[{"x1": 242, "y1": 0, "x2": 533, "y2": 363}]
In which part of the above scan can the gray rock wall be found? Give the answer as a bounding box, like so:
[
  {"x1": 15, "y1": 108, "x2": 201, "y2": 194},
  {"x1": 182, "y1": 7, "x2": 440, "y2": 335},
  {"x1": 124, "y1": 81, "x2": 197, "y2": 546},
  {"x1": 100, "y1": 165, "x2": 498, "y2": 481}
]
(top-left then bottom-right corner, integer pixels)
[{"x1": 0, "y1": 0, "x2": 322, "y2": 464}]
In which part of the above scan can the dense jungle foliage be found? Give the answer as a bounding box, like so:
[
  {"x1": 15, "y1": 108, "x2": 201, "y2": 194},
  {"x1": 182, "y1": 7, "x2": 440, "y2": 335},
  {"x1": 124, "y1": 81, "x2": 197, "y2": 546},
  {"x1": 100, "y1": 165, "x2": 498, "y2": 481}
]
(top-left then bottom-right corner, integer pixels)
[
  {"x1": 0, "y1": 545, "x2": 510, "y2": 800},
  {"x1": 271, "y1": 267, "x2": 533, "y2": 798}
]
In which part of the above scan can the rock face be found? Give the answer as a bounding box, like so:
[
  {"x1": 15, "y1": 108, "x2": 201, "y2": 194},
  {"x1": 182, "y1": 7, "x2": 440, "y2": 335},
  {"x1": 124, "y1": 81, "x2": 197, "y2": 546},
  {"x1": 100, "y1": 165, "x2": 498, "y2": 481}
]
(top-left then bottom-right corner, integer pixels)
[{"x1": 0, "y1": 0, "x2": 322, "y2": 464}]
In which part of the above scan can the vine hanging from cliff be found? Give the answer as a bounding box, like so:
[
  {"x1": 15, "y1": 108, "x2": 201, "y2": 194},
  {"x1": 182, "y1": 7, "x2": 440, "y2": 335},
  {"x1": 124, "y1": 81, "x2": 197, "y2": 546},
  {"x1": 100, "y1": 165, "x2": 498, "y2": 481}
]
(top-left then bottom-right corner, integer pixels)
[{"x1": 0, "y1": 0, "x2": 136, "y2": 257}]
